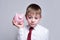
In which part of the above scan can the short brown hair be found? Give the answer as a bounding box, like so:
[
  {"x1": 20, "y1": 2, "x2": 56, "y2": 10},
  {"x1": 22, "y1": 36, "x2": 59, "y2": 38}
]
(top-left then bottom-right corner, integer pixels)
[{"x1": 25, "y1": 3, "x2": 42, "y2": 18}]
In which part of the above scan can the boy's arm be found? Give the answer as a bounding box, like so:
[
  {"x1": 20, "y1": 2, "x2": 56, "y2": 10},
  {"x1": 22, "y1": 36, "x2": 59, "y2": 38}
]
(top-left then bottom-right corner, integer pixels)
[
  {"x1": 17, "y1": 28, "x2": 25, "y2": 40},
  {"x1": 12, "y1": 17, "x2": 25, "y2": 40},
  {"x1": 40, "y1": 29, "x2": 49, "y2": 40},
  {"x1": 44, "y1": 30, "x2": 49, "y2": 40}
]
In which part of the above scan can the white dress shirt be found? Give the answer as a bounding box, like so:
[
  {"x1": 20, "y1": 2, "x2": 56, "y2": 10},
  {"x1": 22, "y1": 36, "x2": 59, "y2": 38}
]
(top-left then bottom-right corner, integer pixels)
[{"x1": 17, "y1": 24, "x2": 49, "y2": 40}]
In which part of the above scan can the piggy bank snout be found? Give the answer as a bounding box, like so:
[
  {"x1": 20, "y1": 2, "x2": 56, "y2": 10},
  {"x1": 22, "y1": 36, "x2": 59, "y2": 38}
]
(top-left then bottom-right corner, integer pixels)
[
  {"x1": 18, "y1": 17, "x2": 23, "y2": 20},
  {"x1": 15, "y1": 15, "x2": 24, "y2": 22}
]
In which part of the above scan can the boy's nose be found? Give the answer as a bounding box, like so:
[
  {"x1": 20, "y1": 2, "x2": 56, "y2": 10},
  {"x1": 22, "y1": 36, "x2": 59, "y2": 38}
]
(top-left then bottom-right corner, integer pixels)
[{"x1": 31, "y1": 18, "x2": 35, "y2": 22}]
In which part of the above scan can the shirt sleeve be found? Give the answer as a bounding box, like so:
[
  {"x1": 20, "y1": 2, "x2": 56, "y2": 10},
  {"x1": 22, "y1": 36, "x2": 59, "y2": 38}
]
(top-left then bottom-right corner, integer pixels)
[
  {"x1": 44, "y1": 30, "x2": 49, "y2": 40},
  {"x1": 17, "y1": 28, "x2": 25, "y2": 40},
  {"x1": 40, "y1": 29, "x2": 49, "y2": 40}
]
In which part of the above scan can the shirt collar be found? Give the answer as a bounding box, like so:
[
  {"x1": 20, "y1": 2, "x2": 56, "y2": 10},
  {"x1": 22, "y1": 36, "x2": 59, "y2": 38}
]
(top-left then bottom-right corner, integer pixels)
[{"x1": 27, "y1": 24, "x2": 40, "y2": 30}]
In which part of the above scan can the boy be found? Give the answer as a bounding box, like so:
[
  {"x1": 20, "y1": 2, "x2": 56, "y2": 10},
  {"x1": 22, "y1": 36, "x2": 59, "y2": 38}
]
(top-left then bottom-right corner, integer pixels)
[{"x1": 12, "y1": 4, "x2": 49, "y2": 40}]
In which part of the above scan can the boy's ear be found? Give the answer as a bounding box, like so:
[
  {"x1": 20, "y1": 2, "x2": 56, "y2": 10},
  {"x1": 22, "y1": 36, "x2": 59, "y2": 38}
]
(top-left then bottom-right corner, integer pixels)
[
  {"x1": 25, "y1": 16, "x2": 27, "y2": 20},
  {"x1": 39, "y1": 16, "x2": 42, "y2": 20},
  {"x1": 40, "y1": 15, "x2": 42, "y2": 18},
  {"x1": 40, "y1": 16, "x2": 43, "y2": 21}
]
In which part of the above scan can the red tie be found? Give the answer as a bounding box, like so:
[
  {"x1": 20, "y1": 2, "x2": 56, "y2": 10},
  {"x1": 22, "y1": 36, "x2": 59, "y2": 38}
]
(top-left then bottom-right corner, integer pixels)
[{"x1": 27, "y1": 27, "x2": 34, "y2": 40}]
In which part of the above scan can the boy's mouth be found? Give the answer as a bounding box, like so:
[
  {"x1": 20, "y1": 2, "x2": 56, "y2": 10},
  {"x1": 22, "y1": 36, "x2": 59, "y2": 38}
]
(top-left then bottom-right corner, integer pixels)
[{"x1": 31, "y1": 24, "x2": 35, "y2": 25}]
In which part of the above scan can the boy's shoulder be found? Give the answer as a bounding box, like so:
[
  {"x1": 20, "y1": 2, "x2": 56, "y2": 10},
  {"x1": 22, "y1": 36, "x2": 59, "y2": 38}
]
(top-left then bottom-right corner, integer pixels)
[{"x1": 37, "y1": 24, "x2": 49, "y2": 33}]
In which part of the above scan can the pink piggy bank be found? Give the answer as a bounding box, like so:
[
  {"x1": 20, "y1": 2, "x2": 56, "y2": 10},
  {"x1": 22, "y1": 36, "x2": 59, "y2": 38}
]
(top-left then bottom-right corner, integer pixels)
[{"x1": 13, "y1": 13, "x2": 24, "y2": 25}]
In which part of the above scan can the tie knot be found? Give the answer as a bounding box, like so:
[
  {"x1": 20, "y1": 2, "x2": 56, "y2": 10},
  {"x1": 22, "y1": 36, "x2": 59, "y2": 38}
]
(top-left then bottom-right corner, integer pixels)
[{"x1": 29, "y1": 27, "x2": 34, "y2": 30}]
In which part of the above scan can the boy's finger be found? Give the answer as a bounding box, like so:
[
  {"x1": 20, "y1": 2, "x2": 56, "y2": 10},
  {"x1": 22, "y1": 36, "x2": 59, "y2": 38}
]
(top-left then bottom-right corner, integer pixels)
[{"x1": 12, "y1": 20, "x2": 16, "y2": 25}]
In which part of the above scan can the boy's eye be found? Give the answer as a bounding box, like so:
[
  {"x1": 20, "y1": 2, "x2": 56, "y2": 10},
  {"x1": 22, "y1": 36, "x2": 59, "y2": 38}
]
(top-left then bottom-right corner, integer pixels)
[
  {"x1": 28, "y1": 17, "x2": 32, "y2": 19},
  {"x1": 35, "y1": 17, "x2": 38, "y2": 19}
]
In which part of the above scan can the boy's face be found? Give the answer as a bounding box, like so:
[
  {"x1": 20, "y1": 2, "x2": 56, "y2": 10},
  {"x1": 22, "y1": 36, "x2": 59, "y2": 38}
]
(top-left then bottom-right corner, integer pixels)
[{"x1": 26, "y1": 12, "x2": 41, "y2": 28}]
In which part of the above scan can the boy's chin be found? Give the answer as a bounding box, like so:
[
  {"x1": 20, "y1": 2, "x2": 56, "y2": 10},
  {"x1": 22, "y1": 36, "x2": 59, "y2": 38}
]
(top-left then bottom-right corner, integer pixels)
[{"x1": 30, "y1": 25, "x2": 36, "y2": 28}]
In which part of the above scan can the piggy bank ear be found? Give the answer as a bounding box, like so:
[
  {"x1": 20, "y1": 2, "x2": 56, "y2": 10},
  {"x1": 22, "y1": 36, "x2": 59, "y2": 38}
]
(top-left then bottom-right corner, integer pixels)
[
  {"x1": 19, "y1": 14, "x2": 24, "y2": 18},
  {"x1": 16, "y1": 13, "x2": 24, "y2": 18},
  {"x1": 16, "y1": 13, "x2": 19, "y2": 17}
]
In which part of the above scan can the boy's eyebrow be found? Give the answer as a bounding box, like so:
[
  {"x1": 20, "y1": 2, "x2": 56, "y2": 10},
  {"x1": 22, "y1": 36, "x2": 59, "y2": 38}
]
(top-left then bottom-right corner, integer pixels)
[{"x1": 28, "y1": 14, "x2": 40, "y2": 17}]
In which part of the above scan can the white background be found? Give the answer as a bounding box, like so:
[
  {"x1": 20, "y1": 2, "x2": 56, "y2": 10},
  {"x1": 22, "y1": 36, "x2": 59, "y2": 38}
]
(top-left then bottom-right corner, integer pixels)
[{"x1": 0, "y1": 0, "x2": 60, "y2": 40}]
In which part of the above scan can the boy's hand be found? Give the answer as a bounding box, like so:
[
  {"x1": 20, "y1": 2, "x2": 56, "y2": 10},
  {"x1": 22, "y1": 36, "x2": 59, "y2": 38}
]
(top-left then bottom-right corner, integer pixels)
[
  {"x1": 12, "y1": 19, "x2": 24, "y2": 29},
  {"x1": 12, "y1": 13, "x2": 24, "y2": 29}
]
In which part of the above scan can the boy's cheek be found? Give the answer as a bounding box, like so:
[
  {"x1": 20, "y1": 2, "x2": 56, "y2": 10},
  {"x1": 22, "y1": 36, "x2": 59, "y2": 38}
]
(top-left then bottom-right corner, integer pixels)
[
  {"x1": 35, "y1": 19, "x2": 40, "y2": 23},
  {"x1": 27, "y1": 20, "x2": 31, "y2": 23}
]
